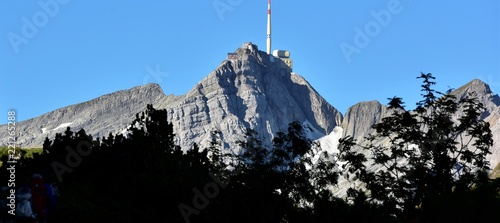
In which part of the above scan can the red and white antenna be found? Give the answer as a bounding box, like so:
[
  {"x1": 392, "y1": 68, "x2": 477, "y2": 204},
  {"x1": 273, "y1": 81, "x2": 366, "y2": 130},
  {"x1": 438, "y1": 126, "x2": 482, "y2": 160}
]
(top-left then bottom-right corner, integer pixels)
[{"x1": 266, "y1": 0, "x2": 272, "y2": 55}]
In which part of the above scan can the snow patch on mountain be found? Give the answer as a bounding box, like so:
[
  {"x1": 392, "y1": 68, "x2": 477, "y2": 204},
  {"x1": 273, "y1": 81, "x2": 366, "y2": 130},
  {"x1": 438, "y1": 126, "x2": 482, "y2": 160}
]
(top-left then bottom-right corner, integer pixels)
[
  {"x1": 307, "y1": 126, "x2": 344, "y2": 170},
  {"x1": 317, "y1": 126, "x2": 343, "y2": 154},
  {"x1": 53, "y1": 122, "x2": 73, "y2": 131},
  {"x1": 119, "y1": 125, "x2": 131, "y2": 136}
]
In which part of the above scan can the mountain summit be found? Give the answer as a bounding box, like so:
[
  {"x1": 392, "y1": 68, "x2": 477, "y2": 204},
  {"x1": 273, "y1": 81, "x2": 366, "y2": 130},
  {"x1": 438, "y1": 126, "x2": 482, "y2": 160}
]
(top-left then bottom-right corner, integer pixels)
[
  {"x1": 2, "y1": 43, "x2": 342, "y2": 150},
  {"x1": 162, "y1": 43, "x2": 342, "y2": 150}
]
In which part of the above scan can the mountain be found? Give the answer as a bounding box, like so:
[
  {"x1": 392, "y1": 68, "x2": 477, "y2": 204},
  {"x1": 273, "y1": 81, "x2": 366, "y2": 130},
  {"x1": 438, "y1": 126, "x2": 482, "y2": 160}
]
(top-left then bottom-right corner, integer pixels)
[
  {"x1": 317, "y1": 78, "x2": 500, "y2": 197},
  {"x1": 1, "y1": 43, "x2": 499, "y2": 172},
  {"x1": 0, "y1": 43, "x2": 342, "y2": 153},
  {"x1": 335, "y1": 78, "x2": 500, "y2": 170},
  {"x1": 1, "y1": 83, "x2": 175, "y2": 148}
]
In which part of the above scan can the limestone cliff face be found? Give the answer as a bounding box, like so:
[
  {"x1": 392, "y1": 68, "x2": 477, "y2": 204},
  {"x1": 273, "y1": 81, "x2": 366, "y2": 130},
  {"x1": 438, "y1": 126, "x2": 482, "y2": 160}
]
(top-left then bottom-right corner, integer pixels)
[
  {"x1": 0, "y1": 43, "x2": 342, "y2": 151},
  {"x1": 156, "y1": 44, "x2": 342, "y2": 151},
  {"x1": 452, "y1": 79, "x2": 500, "y2": 168},
  {"x1": 0, "y1": 83, "x2": 174, "y2": 147},
  {"x1": 341, "y1": 100, "x2": 389, "y2": 142},
  {"x1": 486, "y1": 107, "x2": 500, "y2": 168},
  {"x1": 451, "y1": 79, "x2": 500, "y2": 118}
]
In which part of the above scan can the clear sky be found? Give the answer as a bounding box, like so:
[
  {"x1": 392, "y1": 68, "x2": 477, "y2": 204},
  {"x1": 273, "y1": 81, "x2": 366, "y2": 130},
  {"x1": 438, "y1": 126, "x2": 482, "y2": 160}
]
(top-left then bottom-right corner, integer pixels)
[{"x1": 1, "y1": 1, "x2": 499, "y2": 124}]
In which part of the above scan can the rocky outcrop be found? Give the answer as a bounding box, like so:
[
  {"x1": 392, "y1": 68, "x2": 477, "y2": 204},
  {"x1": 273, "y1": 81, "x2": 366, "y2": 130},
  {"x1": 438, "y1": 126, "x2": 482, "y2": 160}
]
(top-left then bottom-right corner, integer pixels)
[
  {"x1": 451, "y1": 79, "x2": 500, "y2": 118},
  {"x1": 0, "y1": 83, "x2": 177, "y2": 147},
  {"x1": 449, "y1": 79, "x2": 500, "y2": 168},
  {"x1": 341, "y1": 100, "x2": 389, "y2": 142}
]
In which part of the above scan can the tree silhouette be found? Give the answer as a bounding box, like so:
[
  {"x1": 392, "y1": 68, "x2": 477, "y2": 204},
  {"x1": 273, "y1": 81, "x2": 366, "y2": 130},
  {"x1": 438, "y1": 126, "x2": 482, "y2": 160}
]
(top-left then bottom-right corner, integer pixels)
[
  {"x1": 2, "y1": 76, "x2": 498, "y2": 222},
  {"x1": 0, "y1": 105, "x2": 220, "y2": 222},
  {"x1": 215, "y1": 121, "x2": 344, "y2": 222},
  {"x1": 338, "y1": 73, "x2": 500, "y2": 222}
]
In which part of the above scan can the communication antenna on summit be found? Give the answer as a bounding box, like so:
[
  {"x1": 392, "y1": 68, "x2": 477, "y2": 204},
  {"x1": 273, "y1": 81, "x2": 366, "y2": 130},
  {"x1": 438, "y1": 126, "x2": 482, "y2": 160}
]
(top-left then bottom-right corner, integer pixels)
[
  {"x1": 266, "y1": 0, "x2": 292, "y2": 71},
  {"x1": 266, "y1": 0, "x2": 272, "y2": 60}
]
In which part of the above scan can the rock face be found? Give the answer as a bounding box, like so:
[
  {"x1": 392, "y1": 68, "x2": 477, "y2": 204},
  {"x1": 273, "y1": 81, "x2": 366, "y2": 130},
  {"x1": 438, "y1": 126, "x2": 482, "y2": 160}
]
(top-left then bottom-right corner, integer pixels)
[
  {"x1": 0, "y1": 83, "x2": 177, "y2": 148},
  {"x1": 486, "y1": 107, "x2": 500, "y2": 168},
  {"x1": 158, "y1": 44, "x2": 342, "y2": 151},
  {"x1": 0, "y1": 43, "x2": 342, "y2": 152},
  {"x1": 437, "y1": 79, "x2": 500, "y2": 168},
  {"x1": 341, "y1": 100, "x2": 389, "y2": 141},
  {"x1": 451, "y1": 79, "x2": 500, "y2": 118}
]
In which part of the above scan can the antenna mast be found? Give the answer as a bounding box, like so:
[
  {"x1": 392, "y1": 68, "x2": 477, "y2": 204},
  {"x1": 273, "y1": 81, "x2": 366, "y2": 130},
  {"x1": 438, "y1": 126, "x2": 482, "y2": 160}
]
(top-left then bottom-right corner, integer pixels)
[{"x1": 266, "y1": 0, "x2": 272, "y2": 56}]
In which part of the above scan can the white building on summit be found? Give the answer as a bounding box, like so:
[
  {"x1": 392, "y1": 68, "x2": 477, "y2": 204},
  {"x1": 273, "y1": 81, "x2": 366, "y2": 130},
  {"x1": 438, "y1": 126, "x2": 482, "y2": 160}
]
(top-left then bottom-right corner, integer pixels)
[{"x1": 273, "y1": 50, "x2": 293, "y2": 72}]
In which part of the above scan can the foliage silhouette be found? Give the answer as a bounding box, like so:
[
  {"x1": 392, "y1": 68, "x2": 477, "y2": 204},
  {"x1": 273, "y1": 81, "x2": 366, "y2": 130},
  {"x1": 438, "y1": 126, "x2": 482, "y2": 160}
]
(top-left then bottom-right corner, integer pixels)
[
  {"x1": 338, "y1": 73, "x2": 500, "y2": 222},
  {"x1": 1, "y1": 74, "x2": 499, "y2": 222}
]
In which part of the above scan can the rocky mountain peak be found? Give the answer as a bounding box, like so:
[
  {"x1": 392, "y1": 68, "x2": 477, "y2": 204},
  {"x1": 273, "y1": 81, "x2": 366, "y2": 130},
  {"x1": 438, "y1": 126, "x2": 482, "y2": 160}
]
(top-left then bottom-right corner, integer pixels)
[
  {"x1": 103, "y1": 83, "x2": 166, "y2": 100},
  {"x1": 0, "y1": 83, "x2": 172, "y2": 148},
  {"x1": 452, "y1": 79, "x2": 500, "y2": 105},
  {"x1": 448, "y1": 79, "x2": 500, "y2": 120},
  {"x1": 456, "y1": 79, "x2": 493, "y2": 94},
  {"x1": 163, "y1": 43, "x2": 342, "y2": 150},
  {"x1": 341, "y1": 100, "x2": 388, "y2": 140},
  {"x1": 139, "y1": 83, "x2": 164, "y2": 94}
]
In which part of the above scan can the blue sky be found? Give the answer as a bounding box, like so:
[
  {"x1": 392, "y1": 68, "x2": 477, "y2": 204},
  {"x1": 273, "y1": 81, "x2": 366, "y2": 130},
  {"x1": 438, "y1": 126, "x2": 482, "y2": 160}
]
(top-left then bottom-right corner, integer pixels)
[{"x1": 1, "y1": 0, "x2": 499, "y2": 124}]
